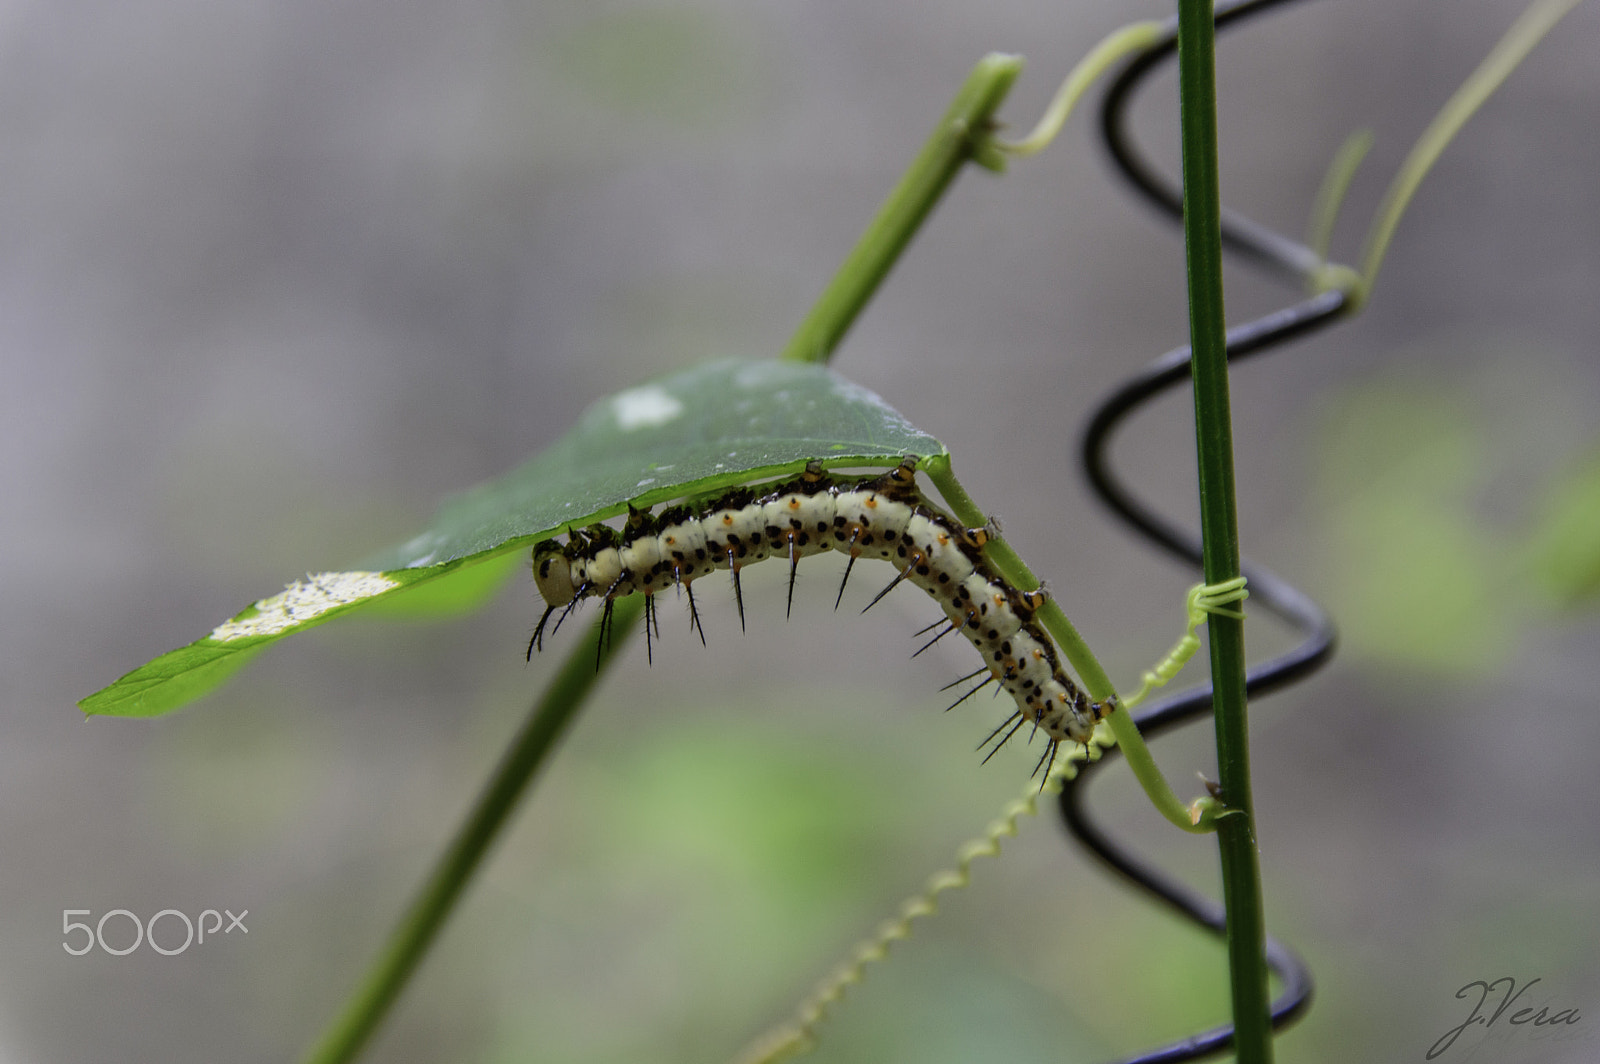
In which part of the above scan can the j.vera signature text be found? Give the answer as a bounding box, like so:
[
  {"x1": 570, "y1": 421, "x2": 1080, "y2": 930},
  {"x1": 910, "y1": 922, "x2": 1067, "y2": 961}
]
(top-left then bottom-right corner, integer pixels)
[{"x1": 1427, "y1": 976, "x2": 1581, "y2": 1059}]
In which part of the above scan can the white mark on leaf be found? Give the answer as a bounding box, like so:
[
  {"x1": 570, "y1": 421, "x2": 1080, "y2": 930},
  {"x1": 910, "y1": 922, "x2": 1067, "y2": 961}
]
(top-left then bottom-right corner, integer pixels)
[
  {"x1": 210, "y1": 571, "x2": 400, "y2": 641},
  {"x1": 732, "y1": 363, "x2": 775, "y2": 389},
  {"x1": 610, "y1": 385, "x2": 684, "y2": 430}
]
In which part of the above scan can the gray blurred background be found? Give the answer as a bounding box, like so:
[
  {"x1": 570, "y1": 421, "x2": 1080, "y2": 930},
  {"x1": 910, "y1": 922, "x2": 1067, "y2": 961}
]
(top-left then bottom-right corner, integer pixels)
[{"x1": 5, "y1": 1, "x2": 1598, "y2": 1061}]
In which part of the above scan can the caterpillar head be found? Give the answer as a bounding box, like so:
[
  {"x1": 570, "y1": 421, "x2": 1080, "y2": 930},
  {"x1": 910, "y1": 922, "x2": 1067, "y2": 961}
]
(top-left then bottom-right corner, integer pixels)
[
  {"x1": 1034, "y1": 683, "x2": 1101, "y2": 748},
  {"x1": 532, "y1": 539, "x2": 576, "y2": 607}
]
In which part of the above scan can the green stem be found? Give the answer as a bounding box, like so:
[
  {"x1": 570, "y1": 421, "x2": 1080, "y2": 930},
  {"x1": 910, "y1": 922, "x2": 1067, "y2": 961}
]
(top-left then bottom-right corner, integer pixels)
[
  {"x1": 924, "y1": 456, "x2": 1215, "y2": 834},
  {"x1": 1175, "y1": 4, "x2": 1271, "y2": 1064},
  {"x1": 299, "y1": 597, "x2": 642, "y2": 1064},
  {"x1": 780, "y1": 53, "x2": 1023, "y2": 365},
  {"x1": 920, "y1": 458, "x2": 1111, "y2": 697}
]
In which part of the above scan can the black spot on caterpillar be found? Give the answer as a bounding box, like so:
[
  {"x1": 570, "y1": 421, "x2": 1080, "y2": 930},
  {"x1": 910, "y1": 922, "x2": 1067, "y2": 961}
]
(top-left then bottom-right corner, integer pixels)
[{"x1": 528, "y1": 457, "x2": 1112, "y2": 773}]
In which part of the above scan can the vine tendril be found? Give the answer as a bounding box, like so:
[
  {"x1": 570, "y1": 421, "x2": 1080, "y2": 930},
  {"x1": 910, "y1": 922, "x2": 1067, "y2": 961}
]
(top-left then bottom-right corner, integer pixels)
[
  {"x1": 730, "y1": 736, "x2": 1113, "y2": 1064},
  {"x1": 1120, "y1": 578, "x2": 1248, "y2": 711}
]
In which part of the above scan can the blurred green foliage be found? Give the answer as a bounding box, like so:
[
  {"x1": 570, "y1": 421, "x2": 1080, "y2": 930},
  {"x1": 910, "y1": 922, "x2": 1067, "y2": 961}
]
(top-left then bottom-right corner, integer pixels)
[
  {"x1": 1311, "y1": 351, "x2": 1600, "y2": 677},
  {"x1": 1527, "y1": 447, "x2": 1600, "y2": 606}
]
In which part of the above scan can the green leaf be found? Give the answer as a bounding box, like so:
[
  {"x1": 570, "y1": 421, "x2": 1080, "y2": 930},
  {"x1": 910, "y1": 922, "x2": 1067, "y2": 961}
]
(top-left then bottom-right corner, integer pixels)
[{"x1": 80, "y1": 358, "x2": 947, "y2": 718}]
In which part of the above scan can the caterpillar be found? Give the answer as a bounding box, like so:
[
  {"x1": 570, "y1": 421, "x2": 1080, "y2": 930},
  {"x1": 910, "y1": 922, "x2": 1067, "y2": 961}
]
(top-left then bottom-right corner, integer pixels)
[{"x1": 528, "y1": 457, "x2": 1113, "y2": 773}]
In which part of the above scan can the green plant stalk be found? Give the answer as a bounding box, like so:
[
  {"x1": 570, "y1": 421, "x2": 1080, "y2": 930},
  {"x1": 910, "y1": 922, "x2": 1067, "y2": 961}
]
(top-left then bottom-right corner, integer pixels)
[
  {"x1": 921, "y1": 457, "x2": 1111, "y2": 696},
  {"x1": 779, "y1": 53, "x2": 1023, "y2": 365},
  {"x1": 300, "y1": 597, "x2": 642, "y2": 1064},
  {"x1": 1175, "y1": 4, "x2": 1272, "y2": 1064},
  {"x1": 924, "y1": 457, "x2": 1216, "y2": 834},
  {"x1": 306, "y1": 54, "x2": 1028, "y2": 1064}
]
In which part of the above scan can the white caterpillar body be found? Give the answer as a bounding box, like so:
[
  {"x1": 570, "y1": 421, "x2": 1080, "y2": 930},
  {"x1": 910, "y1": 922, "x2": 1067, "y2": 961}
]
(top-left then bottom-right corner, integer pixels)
[{"x1": 530, "y1": 458, "x2": 1112, "y2": 766}]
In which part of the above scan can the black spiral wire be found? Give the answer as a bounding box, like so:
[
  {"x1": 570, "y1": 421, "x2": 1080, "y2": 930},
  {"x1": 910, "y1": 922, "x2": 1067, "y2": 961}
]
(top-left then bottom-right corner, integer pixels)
[{"x1": 1063, "y1": 0, "x2": 1350, "y2": 1060}]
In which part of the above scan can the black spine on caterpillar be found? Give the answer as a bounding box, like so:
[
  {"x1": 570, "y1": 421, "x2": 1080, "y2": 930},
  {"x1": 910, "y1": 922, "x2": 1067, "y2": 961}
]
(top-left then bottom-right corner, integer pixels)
[{"x1": 528, "y1": 457, "x2": 1114, "y2": 763}]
